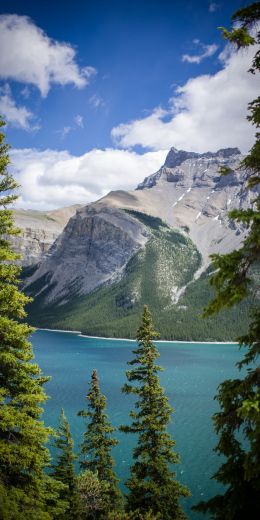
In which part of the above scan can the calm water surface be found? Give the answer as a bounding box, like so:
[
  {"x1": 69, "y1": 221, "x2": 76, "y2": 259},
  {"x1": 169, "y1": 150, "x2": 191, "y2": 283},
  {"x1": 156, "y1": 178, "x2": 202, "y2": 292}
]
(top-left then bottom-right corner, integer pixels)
[{"x1": 32, "y1": 330, "x2": 243, "y2": 519}]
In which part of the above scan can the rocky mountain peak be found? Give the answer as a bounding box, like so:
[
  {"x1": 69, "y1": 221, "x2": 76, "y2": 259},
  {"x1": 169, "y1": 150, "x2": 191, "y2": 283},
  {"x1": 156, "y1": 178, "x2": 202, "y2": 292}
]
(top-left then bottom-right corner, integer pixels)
[
  {"x1": 164, "y1": 146, "x2": 241, "y2": 168},
  {"x1": 164, "y1": 147, "x2": 198, "y2": 168},
  {"x1": 137, "y1": 146, "x2": 242, "y2": 190}
]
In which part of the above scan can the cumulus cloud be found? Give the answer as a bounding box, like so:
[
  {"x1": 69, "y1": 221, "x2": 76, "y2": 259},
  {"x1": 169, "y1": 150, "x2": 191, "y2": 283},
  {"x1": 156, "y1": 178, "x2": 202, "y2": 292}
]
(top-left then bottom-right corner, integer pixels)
[
  {"x1": 0, "y1": 84, "x2": 35, "y2": 129},
  {"x1": 10, "y1": 147, "x2": 166, "y2": 210},
  {"x1": 112, "y1": 45, "x2": 259, "y2": 154},
  {"x1": 0, "y1": 14, "x2": 96, "y2": 96},
  {"x1": 182, "y1": 42, "x2": 218, "y2": 64}
]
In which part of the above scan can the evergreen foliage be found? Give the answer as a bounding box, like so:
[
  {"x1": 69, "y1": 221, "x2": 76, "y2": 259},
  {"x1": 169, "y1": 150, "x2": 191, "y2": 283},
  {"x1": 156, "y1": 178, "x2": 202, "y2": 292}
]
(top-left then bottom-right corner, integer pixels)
[
  {"x1": 78, "y1": 370, "x2": 122, "y2": 515},
  {"x1": 0, "y1": 117, "x2": 65, "y2": 519},
  {"x1": 120, "y1": 306, "x2": 190, "y2": 519},
  {"x1": 77, "y1": 470, "x2": 109, "y2": 520},
  {"x1": 51, "y1": 409, "x2": 80, "y2": 519},
  {"x1": 194, "y1": 4, "x2": 260, "y2": 518}
]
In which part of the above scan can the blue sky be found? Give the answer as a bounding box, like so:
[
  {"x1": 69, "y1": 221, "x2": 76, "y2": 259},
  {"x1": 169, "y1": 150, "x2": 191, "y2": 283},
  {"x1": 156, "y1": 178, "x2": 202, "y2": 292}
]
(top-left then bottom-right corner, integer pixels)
[{"x1": 0, "y1": 0, "x2": 258, "y2": 209}]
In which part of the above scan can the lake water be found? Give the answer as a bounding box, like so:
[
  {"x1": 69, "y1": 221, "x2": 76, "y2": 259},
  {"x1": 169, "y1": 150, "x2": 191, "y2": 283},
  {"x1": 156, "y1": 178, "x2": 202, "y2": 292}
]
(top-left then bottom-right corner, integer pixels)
[{"x1": 32, "y1": 330, "x2": 243, "y2": 519}]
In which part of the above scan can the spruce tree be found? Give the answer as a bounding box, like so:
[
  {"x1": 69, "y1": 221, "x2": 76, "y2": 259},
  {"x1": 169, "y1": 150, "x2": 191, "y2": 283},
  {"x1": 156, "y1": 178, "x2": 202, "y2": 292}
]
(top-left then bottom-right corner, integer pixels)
[
  {"x1": 78, "y1": 369, "x2": 121, "y2": 514},
  {"x1": 120, "y1": 305, "x2": 189, "y2": 520},
  {"x1": 0, "y1": 117, "x2": 65, "y2": 519},
  {"x1": 51, "y1": 409, "x2": 80, "y2": 519},
  {"x1": 193, "y1": 3, "x2": 260, "y2": 518}
]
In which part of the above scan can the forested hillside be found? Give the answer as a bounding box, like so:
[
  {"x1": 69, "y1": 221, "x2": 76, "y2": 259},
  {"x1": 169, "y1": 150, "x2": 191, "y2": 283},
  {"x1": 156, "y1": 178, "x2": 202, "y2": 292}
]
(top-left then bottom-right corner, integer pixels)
[{"x1": 25, "y1": 212, "x2": 251, "y2": 340}]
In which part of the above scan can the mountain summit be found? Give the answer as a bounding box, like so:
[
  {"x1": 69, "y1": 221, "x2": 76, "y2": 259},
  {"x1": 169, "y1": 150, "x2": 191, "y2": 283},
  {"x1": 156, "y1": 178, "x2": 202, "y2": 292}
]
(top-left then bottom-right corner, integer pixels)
[
  {"x1": 138, "y1": 147, "x2": 241, "y2": 189},
  {"x1": 100, "y1": 146, "x2": 251, "y2": 263}
]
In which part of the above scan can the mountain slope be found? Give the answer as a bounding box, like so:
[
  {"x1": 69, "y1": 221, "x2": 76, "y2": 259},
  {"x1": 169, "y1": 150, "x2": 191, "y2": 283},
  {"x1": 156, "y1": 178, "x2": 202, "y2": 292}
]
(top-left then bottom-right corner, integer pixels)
[
  {"x1": 13, "y1": 205, "x2": 81, "y2": 265},
  {"x1": 25, "y1": 212, "x2": 250, "y2": 340},
  {"x1": 23, "y1": 205, "x2": 149, "y2": 304}
]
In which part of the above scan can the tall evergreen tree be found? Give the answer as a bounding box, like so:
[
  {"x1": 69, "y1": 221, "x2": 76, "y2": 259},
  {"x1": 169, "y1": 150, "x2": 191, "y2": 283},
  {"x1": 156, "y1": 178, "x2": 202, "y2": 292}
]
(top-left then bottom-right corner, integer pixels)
[
  {"x1": 78, "y1": 369, "x2": 121, "y2": 514},
  {"x1": 0, "y1": 117, "x2": 65, "y2": 519},
  {"x1": 51, "y1": 409, "x2": 80, "y2": 519},
  {"x1": 120, "y1": 305, "x2": 189, "y2": 520},
  {"x1": 194, "y1": 3, "x2": 260, "y2": 518}
]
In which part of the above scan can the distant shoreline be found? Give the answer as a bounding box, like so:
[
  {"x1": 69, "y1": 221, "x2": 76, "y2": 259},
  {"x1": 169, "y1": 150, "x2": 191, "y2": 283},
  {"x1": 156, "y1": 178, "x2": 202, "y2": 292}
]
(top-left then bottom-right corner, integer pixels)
[{"x1": 37, "y1": 328, "x2": 239, "y2": 345}]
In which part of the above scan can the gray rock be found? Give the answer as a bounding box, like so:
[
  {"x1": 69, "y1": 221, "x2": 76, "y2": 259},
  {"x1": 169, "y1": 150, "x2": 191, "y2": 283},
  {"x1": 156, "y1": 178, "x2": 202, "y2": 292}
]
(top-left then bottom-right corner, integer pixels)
[
  {"x1": 13, "y1": 205, "x2": 81, "y2": 265},
  {"x1": 103, "y1": 147, "x2": 257, "y2": 267},
  {"x1": 24, "y1": 205, "x2": 149, "y2": 304}
]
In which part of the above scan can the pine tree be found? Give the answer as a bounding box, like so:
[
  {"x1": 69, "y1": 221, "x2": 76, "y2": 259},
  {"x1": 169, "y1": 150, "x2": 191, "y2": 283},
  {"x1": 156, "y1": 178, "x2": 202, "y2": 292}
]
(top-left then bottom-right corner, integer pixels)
[
  {"x1": 51, "y1": 409, "x2": 80, "y2": 519},
  {"x1": 77, "y1": 470, "x2": 111, "y2": 520},
  {"x1": 193, "y1": 3, "x2": 260, "y2": 518},
  {"x1": 0, "y1": 117, "x2": 65, "y2": 519},
  {"x1": 78, "y1": 369, "x2": 121, "y2": 515},
  {"x1": 120, "y1": 305, "x2": 189, "y2": 519}
]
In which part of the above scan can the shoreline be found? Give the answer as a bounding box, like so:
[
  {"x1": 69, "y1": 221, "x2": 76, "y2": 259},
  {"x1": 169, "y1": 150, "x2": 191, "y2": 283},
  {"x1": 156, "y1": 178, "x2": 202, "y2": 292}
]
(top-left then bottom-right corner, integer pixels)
[{"x1": 37, "y1": 328, "x2": 239, "y2": 345}]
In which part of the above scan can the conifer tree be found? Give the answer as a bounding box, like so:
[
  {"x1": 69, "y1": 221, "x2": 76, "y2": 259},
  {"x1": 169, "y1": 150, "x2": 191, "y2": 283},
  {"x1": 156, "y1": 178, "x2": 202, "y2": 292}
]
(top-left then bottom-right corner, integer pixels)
[
  {"x1": 77, "y1": 469, "x2": 111, "y2": 520},
  {"x1": 120, "y1": 305, "x2": 189, "y2": 520},
  {"x1": 194, "y1": 3, "x2": 260, "y2": 518},
  {"x1": 51, "y1": 409, "x2": 80, "y2": 519},
  {"x1": 0, "y1": 117, "x2": 65, "y2": 518},
  {"x1": 78, "y1": 369, "x2": 121, "y2": 514}
]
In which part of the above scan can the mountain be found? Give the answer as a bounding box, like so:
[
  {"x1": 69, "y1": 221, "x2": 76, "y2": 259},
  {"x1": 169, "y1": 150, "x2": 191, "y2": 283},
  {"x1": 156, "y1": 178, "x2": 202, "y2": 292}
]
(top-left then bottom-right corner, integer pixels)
[
  {"x1": 23, "y1": 205, "x2": 149, "y2": 305},
  {"x1": 18, "y1": 146, "x2": 257, "y2": 340},
  {"x1": 13, "y1": 205, "x2": 81, "y2": 265},
  {"x1": 98, "y1": 147, "x2": 251, "y2": 266}
]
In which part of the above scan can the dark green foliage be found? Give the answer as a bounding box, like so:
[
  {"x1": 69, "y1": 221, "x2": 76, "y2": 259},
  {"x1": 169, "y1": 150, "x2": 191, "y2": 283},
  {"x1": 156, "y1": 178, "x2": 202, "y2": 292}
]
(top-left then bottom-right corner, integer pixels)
[
  {"x1": 193, "y1": 4, "x2": 260, "y2": 519},
  {"x1": 120, "y1": 306, "x2": 190, "y2": 519},
  {"x1": 78, "y1": 370, "x2": 121, "y2": 515},
  {"x1": 124, "y1": 210, "x2": 170, "y2": 231},
  {"x1": 51, "y1": 409, "x2": 80, "y2": 519},
  {"x1": 0, "y1": 117, "x2": 65, "y2": 518}
]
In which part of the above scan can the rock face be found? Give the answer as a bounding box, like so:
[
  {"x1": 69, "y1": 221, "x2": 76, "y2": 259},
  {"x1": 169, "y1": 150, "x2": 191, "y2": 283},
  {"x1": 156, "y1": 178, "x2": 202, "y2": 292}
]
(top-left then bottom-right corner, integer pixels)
[
  {"x1": 13, "y1": 205, "x2": 81, "y2": 265},
  {"x1": 24, "y1": 205, "x2": 149, "y2": 304},
  {"x1": 100, "y1": 147, "x2": 256, "y2": 265}
]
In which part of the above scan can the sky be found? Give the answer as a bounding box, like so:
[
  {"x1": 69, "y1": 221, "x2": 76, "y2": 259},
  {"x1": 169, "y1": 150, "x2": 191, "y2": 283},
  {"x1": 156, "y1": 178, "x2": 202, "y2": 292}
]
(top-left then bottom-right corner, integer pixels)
[{"x1": 0, "y1": 0, "x2": 258, "y2": 210}]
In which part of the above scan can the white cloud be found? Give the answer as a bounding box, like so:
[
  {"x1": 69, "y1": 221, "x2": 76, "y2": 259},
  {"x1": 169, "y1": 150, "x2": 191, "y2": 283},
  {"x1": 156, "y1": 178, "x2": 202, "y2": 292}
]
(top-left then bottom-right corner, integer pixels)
[
  {"x1": 74, "y1": 114, "x2": 84, "y2": 128},
  {"x1": 89, "y1": 94, "x2": 104, "y2": 108},
  {"x1": 61, "y1": 126, "x2": 72, "y2": 138},
  {"x1": 20, "y1": 86, "x2": 30, "y2": 99},
  {"x1": 10, "y1": 147, "x2": 166, "y2": 210},
  {"x1": 112, "y1": 45, "x2": 259, "y2": 154},
  {"x1": 182, "y1": 43, "x2": 218, "y2": 64},
  {"x1": 209, "y1": 2, "x2": 219, "y2": 13},
  {"x1": 0, "y1": 84, "x2": 35, "y2": 129},
  {"x1": 0, "y1": 14, "x2": 96, "y2": 97}
]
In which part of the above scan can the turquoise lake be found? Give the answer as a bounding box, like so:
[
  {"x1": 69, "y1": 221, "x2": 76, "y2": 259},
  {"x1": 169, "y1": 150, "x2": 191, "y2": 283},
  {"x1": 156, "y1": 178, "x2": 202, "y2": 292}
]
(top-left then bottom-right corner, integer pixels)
[{"x1": 32, "y1": 330, "x2": 244, "y2": 519}]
